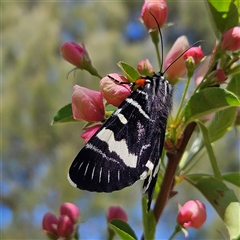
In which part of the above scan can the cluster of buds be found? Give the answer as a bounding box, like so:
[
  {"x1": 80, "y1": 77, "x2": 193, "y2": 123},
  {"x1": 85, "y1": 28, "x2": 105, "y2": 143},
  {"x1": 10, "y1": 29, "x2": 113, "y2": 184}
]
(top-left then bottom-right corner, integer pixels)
[{"x1": 42, "y1": 202, "x2": 80, "y2": 240}]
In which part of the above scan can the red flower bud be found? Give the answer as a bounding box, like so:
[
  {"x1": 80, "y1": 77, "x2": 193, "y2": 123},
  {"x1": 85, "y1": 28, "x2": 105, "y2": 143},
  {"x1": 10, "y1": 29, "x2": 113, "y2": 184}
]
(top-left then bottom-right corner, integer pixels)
[
  {"x1": 215, "y1": 69, "x2": 226, "y2": 83},
  {"x1": 60, "y1": 202, "x2": 80, "y2": 223},
  {"x1": 163, "y1": 36, "x2": 190, "y2": 81},
  {"x1": 141, "y1": 0, "x2": 168, "y2": 29},
  {"x1": 177, "y1": 200, "x2": 207, "y2": 229},
  {"x1": 60, "y1": 42, "x2": 91, "y2": 68},
  {"x1": 81, "y1": 124, "x2": 102, "y2": 144},
  {"x1": 100, "y1": 74, "x2": 131, "y2": 107},
  {"x1": 57, "y1": 215, "x2": 74, "y2": 238},
  {"x1": 183, "y1": 47, "x2": 204, "y2": 68},
  {"x1": 137, "y1": 59, "x2": 154, "y2": 76},
  {"x1": 107, "y1": 206, "x2": 128, "y2": 222},
  {"x1": 72, "y1": 85, "x2": 105, "y2": 122},
  {"x1": 42, "y1": 212, "x2": 59, "y2": 237},
  {"x1": 221, "y1": 26, "x2": 240, "y2": 51}
]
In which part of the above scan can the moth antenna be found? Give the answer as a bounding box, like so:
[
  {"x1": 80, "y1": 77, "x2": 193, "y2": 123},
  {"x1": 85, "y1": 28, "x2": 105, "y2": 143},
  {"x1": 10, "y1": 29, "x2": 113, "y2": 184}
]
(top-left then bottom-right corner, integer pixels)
[
  {"x1": 149, "y1": 12, "x2": 164, "y2": 73},
  {"x1": 163, "y1": 40, "x2": 205, "y2": 75}
]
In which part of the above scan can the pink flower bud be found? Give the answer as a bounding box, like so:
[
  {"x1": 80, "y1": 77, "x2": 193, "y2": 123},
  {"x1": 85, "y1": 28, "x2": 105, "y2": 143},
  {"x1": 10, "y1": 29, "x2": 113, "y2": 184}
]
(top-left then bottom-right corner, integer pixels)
[
  {"x1": 163, "y1": 36, "x2": 190, "y2": 81},
  {"x1": 141, "y1": 0, "x2": 168, "y2": 29},
  {"x1": 100, "y1": 74, "x2": 131, "y2": 107},
  {"x1": 107, "y1": 206, "x2": 128, "y2": 222},
  {"x1": 215, "y1": 69, "x2": 226, "y2": 83},
  {"x1": 221, "y1": 26, "x2": 240, "y2": 51},
  {"x1": 60, "y1": 202, "x2": 80, "y2": 223},
  {"x1": 60, "y1": 42, "x2": 91, "y2": 68},
  {"x1": 137, "y1": 59, "x2": 154, "y2": 76},
  {"x1": 177, "y1": 200, "x2": 207, "y2": 229},
  {"x1": 72, "y1": 85, "x2": 105, "y2": 122},
  {"x1": 81, "y1": 124, "x2": 102, "y2": 144},
  {"x1": 42, "y1": 212, "x2": 59, "y2": 237},
  {"x1": 57, "y1": 215, "x2": 74, "y2": 238},
  {"x1": 183, "y1": 47, "x2": 204, "y2": 68}
]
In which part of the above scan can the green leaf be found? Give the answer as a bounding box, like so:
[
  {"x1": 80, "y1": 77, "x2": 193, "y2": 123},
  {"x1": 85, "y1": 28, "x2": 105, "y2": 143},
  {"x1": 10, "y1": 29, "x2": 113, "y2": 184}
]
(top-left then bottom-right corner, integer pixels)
[
  {"x1": 222, "y1": 172, "x2": 240, "y2": 187},
  {"x1": 185, "y1": 173, "x2": 212, "y2": 182},
  {"x1": 142, "y1": 196, "x2": 156, "y2": 240},
  {"x1": 184, "y1": 88, "x2": 240, "y2": 125},
  {"x1": 117, "y1": 61, "x2": 141, "y2": 82},
  {"x1": 224, "y1": 202, "x2": 240, "y2": 239},
  {"x1": 108, "y1": 220, "x2": 137, "y2": 240},
  {"x1": 186, "y1": 172, "x2": 240, "y2": 188},
  {"x1": 227, "y1": 73, "x2": 240, "y2": 97},
  {"x1": 52, "y1": 103, "x2": 77, "y2": 124},
  {"x1": 205, "y1": 0, "x2": 239, "y2": 37},
  {"x1": 197, "y1": 121, "x2": 222, "y2": 180},
  {"x1": 105, "y1": 104, "x2": 117, "y2": 112},
  {"x1": 208, "y1": 107, "x2": 237, "y2": 143},
  {"x1": 185, "y1": 176, "x2": 239, "y2": 220}
]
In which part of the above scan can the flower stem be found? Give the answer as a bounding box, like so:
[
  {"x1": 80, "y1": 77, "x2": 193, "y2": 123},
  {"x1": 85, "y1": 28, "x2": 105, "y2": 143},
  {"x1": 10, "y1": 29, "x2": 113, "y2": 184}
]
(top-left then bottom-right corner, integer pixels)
[
  {"x1": 168, "y1": 225, "x2": 181, "y2": 240},
  {"x1": 174, "y1": 73, "x2": 192, "y2": 124}
]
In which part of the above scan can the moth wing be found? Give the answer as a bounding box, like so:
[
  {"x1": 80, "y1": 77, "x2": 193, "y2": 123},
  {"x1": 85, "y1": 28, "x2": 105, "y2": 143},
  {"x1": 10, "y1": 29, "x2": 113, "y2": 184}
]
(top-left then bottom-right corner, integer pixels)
[{"x1": 68, "y1": 89, "x2": 155, "y2": 192}]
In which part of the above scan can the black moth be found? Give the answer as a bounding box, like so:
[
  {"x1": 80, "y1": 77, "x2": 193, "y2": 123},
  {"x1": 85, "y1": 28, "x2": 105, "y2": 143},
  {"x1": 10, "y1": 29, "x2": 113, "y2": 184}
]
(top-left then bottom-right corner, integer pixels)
[
  {"x1": 68, "y1": 72, "x2": 172, "y2": 210},
  {"x1": 68, "y1": 13, "x2": 174, "y2": 210}
]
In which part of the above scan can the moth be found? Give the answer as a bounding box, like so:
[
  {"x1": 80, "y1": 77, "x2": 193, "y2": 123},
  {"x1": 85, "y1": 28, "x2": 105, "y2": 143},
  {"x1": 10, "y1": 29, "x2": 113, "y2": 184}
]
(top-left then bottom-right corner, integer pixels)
[
  {"x1": 68, "y1": 72, "x2": 172, "y2": 209},
  {"x1": 68, "y1": 14, "x2": 174, "y2": 210}
]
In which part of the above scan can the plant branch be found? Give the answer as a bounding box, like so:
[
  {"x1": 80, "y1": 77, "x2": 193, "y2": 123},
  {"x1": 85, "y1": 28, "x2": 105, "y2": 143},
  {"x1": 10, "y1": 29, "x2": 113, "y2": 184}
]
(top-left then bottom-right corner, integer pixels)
[{"x1": 153, "y1": 122, "x2": 197, "y2": 223}]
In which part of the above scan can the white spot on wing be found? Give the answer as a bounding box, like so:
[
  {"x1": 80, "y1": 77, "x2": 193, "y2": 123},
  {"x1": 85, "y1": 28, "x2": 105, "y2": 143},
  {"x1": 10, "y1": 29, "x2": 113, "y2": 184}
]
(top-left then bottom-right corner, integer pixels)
[
  {"x1": 91, "y1": 165, "x2": 96, "y2": 180},
  {"x1": 140, "y1": 160, "x2": 154, "y2": 180},
  {"x1": 78, "y1": 162, "x2": 83, "y2": 171},
  {"x1": 67, "y1": 173, "x2": 77, "y2": 188},
  {"x1": 136, "y1": 89, "x2": 148, "y2": 100},
  {"x1": 96, "y1": 128, "x2": 138, "y2": 168},
  {"x1": 84, "y1": 162, "x2": 89, "y2": 176},
  {"x1": 117, "y1": 113, "x2": 128, "y2": 124},
  {"x1": 146, "y1": 160, "x2": 154, "y2": 171},
  {"x1": 125, "y1": 98, "x2": 150, "y2": 119},
  {"x1": 99, "y1": 167, "x2": 102, "y2": 183},
  {"x1": 140, "y1": 170, "x2": 148, "y2": 180},
  {"x1": 108, "y1": 170, "x2": 110, "y2": 183}
]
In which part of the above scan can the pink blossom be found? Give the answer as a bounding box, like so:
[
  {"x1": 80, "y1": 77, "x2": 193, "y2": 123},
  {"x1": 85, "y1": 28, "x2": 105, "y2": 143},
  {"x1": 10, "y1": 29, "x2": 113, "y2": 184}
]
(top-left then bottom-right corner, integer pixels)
[
  {"x1": 72, "y1": 85, "x2": 105, "y2": 122},
  {"x1": 163, "y1": 36, "x2": 190, "y2": 81},
  {"x1": 60, "y1": 42, "x2": 91, "y2": 68},
  {"x1": 57, "y1": 215, "x2": 74, "y2": 238},
  {"x1": 183, "y1": 47, "x2": 204, "y2": 68},
  {"x1": 221, "y1": 26, "x2": 240, "y2": 51},
  {"x1": 100, "y1": 74, "x2": 131, "y2": 107},
  {"x1": 81, "y1": 124, "x2": 102, "y2": 144},
  {"x1": 42, "y1": 212, "x2": 59, "y2": 237},
  {"x1": 137, "y1": 59, "x2": 154, "y2": 76},
  {"x1": 141, "y1": 0, "x2": 168, "y2": 29},
  {"x1": 107, "y1": 206, "x2": 128, "y2": 222},
  {"x1": 60, "y1": 202, "x2": 80, "y2": 223},
  {"x1": 177, "y1": 200, "x2": 207, "y2": 229}
]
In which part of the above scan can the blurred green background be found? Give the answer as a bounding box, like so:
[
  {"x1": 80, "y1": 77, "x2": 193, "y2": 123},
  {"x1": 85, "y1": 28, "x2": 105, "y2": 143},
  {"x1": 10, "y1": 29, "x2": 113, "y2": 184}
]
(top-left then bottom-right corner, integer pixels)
[{"x1": 2, "y1": 1, "x2": 239, "y2": 239}]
